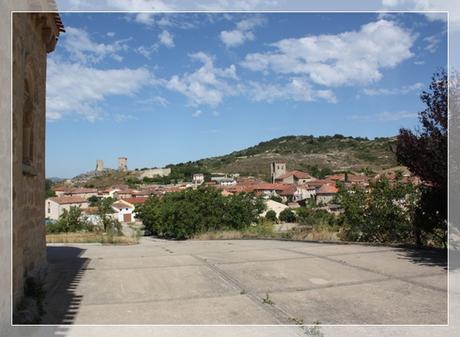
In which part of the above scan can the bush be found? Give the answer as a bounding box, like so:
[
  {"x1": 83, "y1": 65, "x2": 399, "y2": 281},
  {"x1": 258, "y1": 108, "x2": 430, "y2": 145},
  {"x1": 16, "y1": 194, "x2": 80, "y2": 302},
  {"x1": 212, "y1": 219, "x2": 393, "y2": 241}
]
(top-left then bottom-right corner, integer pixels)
[
  {"x1": 279, "y1": 208, "x2": 297, "y2": 223},
  {"x1": 336, "y1": 176, "x2": 418, "y2": 244},
  {"x1": 135, "y1": 187, "x2": 266, "y2": 240},
  {"x1": 46, "y1": 206, "x2": 91, "y2": 233},
  {"x1": 295, "y1": 207, "x2": 342, "y2": 229},
  {"x1": 265, "y1": 210, "x2": 278, "y2": 222}
]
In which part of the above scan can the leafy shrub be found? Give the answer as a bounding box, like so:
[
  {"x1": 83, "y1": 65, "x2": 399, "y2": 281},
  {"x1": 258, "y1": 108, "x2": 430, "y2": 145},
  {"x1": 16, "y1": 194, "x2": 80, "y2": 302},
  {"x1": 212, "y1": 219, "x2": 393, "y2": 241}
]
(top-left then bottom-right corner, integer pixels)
[
  {"x1": 279, "y1": 208, "x2": 297, "y2": 223},
  {"x1": 135, "y1": 187, "x2": 265, "y2": 240},
  {"x1": 295, "y1": 207, "x2": 342, "y2": 229},
  {"x1": 46, "y1": 206, "x2": 91, "y2": 233},
  {"x1": 336, "y1": 176, "x2": 418, "y2": 243},
  {"x1": 265, "y1": 210, "x2": 278, "y2": 222}
]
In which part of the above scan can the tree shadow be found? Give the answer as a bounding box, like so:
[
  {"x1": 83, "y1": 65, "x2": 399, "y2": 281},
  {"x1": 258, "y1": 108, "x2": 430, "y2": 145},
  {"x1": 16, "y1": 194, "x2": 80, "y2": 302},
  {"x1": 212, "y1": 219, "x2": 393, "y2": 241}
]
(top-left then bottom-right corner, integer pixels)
[
  {"x1": 397, "y1": 247, "x2": 447, "y2": 270},
  {"x1": 41, "y1": 246, "x2": 90, "y2": 324}
]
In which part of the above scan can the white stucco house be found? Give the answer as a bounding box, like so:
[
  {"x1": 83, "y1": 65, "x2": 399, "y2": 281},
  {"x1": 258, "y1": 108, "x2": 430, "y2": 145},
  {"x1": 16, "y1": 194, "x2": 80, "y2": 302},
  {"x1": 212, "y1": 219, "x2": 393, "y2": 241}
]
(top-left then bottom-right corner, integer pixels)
[
  {"x1": 45, "y1": 196, "x2": 89, "y2": 220},
  {"x1": 112, "y1": 197, "x2": 147, "y2": 223}
]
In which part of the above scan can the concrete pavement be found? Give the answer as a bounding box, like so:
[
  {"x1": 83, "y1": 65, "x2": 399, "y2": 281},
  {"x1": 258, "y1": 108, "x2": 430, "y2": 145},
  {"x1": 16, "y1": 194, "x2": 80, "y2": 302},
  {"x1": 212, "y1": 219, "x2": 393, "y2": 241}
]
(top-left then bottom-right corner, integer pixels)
[{"x1": 42, "y1": 238, "x2": 447, "y2": 325}]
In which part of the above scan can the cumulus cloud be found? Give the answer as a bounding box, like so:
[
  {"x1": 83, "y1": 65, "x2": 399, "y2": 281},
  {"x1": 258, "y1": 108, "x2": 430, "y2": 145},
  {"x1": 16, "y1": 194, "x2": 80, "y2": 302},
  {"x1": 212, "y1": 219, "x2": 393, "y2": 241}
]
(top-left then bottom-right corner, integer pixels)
[
  {"x1": 220, "y1": 15, "x2": 265, "y2": 47},
  {"x1": 61, "y1": 26, "x2": 129, "y2": 64},
  {"x1": 166, "y1": 52, "x2": 238, "y2": 107},
  {"x1": 247, "y1": 78, "x2": 337, "y2": 103},
  {"x1": 362, "y1": 82, "x2": 424, "y2": 96},
  {"x1": 158, "y1": 30, "x2": 175, "y2": 48},
  {"x1": 47, "y1": 59, "x2": 152, "y2": 121},
  {"x1": 241, "y1": 19, "x2": 415, "y2": 87},
  {"x1": 381, "y1": 0, "x2": 451, "y2": 23}
]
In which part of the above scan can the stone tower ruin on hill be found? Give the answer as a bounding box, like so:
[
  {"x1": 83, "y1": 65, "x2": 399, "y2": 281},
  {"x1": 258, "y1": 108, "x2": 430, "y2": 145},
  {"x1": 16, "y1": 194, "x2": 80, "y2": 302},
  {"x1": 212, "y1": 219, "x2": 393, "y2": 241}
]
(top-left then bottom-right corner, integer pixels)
[
  {"x1": 118, "y1": 157, "x2": 128, "y2": 172},
  {"x1": 96, "y1": 159, "x2": 104, "y2": 171}
]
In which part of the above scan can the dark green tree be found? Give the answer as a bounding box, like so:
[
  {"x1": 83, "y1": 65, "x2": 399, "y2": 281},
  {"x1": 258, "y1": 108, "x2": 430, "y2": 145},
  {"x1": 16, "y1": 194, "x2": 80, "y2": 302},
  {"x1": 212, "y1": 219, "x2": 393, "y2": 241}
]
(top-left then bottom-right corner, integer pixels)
[
  {"x1": 279, "y1": 208, "x2": 297, "y2": 223},
  {"x1": 336, "y1": 176, "x2": 418, "y2": 244},
  {"x1": 396, "y1": 71, "x2": 447, "y2": 246},
  {"x1": 265, "y1": 210, "x2": 278, "y2": 222}
]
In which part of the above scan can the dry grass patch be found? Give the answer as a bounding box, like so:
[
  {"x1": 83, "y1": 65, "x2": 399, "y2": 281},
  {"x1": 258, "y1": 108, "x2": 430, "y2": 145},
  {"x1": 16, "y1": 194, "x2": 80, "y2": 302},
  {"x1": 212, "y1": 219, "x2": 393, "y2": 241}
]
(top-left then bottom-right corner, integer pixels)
[{"x1": 46, "y1": 232, "x2": 139, "y2": 245}]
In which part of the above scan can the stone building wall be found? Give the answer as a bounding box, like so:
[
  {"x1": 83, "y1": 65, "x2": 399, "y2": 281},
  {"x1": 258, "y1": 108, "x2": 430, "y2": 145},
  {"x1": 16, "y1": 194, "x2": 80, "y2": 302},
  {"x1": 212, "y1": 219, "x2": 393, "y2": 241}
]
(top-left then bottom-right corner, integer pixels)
[
  {"x1": 139, "y1": 167, "x2": 172, "y2": 178},
  {"x1": 12, "y1": 12, "x2": 61, "y2": 311}
]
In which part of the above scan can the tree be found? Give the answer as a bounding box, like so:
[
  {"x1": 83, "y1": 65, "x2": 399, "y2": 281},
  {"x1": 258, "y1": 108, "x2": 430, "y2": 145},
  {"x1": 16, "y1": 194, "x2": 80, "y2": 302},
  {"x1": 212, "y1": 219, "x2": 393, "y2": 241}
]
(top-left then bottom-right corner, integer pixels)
[
  {"x1": 47, "y1": 206, "x2": 88, "y2": 233},
  {"x1": 336, "y1": 176, "x2": 418, "y2": 244},
  {"x1": 135, "y1": 187, "x2": 265, "y2": 239},
  {"x1": 265, "y1": 210, "x2": 278, "y2": 222},
  {"x1": 96, "y1": 197, "x2": 121, "y2": 234},
  {"x1": 279, "y1": 208, "x2": 297, "y2": 223},
  {"x1": 45, "y1": 179, "x2": 56, "y2": 198},
  {"x1": 396, "y1": 71, "x2": 447, "y2": 246},
  {"x1": 87, "y1": 195, "x2": 101, "y2": 207}
]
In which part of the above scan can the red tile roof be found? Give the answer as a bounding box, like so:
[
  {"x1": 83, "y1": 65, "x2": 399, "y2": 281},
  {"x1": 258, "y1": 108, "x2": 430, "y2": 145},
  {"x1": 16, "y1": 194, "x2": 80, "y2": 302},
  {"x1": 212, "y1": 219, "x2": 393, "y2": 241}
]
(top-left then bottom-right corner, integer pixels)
[
  {"x1": 112, "y1": 201, "x2": 133, "y2": 210},
  {"x1": 276, "y1": 170, "x2": 312, "y2": 180},
  {"x1": 121, "y1": 197, "x2": 148, "y2": 205},
  {"x1": 49, "y1": 196, "x2": 87, "y2": 205},
  {"x1": 317, "y1": 183, "x2": 339, "y2": 194},
  {"x1": 67, "y1": 188, "x2": 98, "y2": 194}
]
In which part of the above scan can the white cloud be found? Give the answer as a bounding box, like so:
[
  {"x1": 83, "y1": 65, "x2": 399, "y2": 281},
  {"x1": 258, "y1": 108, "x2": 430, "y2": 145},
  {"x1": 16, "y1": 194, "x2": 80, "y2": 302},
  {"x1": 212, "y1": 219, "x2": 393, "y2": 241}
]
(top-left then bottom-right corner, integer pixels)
[
  {"x1": 241, "y1": 19, "x2": 415, "y2": 87},
  {"x1": 166, "y1": 52, "x2": 238, "y2": 107},
  {"x1": 381, "y1": 0, "x2": 451, "y2": 22},
  {"x1": 47, "y1": 59, "x2": 152, "y2": 121},
  {"x1": 362, "y1": 82, "x2": 424, "y2": 96},
  {"x1": 423, "y1": 35, "x2": 441, "y2": 53},
  {"x1": 61, "y1": 26, "x2": 129, "y2": 64},
  {"x1": 114, "y1": 113, "x2": 137, "y2": 123},
  {"x1": 220, "y1": 15, "x2": 265, "y2": 47},
  {"x1": 192, "y1": 110, "x2": 203, "y2": 117},
  {"x1": 159, "y1": 30, "x2": 175, "y2": 48},
  {"x1": 135, "y1": 44, "x2": 158, "y2": 59},
  {"x1": 59, "y1": 0, "x2": 279, "y2": 11},
  {"x1": 134, "y1": 13, "x2": 156, "y2": 25},
  {"x1": 247, "y1": 78, "x2": 337, "y2": 103},
  {"x1": 377, "y1": 111, "x2": 417, "y2": 121},
  {"x1": 137, "y1": 96, "x2": 169, "y2": 107},
  {"x1": 349, "y1": 110, "x2": 417, "y2": 121}
]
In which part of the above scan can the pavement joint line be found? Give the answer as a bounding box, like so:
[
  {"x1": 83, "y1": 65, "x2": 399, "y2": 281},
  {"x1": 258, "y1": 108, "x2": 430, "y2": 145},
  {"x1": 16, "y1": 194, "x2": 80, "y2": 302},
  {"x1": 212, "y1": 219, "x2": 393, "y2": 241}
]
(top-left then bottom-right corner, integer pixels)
[
  {"x1": 210, "y1": 248, "x2": 406, "y2": 266},
  {"x1": 280, "y1": 247, "x2": 447, "y2": 293},
  {"x1": 248, "y1": 271, "x2": 446, "y2": 295},
  {"x1": 191, "y1": 254, "x2": 293, "y2": 324}
]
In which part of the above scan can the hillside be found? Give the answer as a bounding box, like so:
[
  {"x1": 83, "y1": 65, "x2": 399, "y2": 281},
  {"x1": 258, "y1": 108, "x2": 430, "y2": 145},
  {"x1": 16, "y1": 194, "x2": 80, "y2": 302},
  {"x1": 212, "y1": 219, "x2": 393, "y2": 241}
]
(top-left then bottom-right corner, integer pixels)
[
  {"x1": 73, "y1": 135, "x2": 399, "y2": 187},
  {"x1": 181, "y1": 135, "x2": 398, "y2": 179}
]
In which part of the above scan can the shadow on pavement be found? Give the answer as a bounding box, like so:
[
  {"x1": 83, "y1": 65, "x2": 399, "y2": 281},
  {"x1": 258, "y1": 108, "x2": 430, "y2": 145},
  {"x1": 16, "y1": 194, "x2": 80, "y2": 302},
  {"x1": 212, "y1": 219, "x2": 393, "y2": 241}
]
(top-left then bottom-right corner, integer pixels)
[
  {"x1": 397, "y1": 247, "x2": 447, "y2": 269},
  {"x1": 42, "y1": 246, "x2": 89, "y2": 324}
]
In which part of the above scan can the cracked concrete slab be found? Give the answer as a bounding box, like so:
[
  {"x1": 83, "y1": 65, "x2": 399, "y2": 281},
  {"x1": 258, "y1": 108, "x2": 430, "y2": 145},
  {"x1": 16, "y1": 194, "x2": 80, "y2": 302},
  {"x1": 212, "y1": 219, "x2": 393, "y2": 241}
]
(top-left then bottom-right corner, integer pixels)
[{"x1": 42, "y1": 238, "x2": 447, "y2": 325}]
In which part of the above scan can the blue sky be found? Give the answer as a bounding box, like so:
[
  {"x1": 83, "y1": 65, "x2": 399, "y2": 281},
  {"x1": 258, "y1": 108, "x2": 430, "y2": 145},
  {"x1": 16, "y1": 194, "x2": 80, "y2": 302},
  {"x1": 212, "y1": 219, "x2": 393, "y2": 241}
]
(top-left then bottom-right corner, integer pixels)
[{"x1": 46, "y1": 12, "x2": 447, "y2": 178}]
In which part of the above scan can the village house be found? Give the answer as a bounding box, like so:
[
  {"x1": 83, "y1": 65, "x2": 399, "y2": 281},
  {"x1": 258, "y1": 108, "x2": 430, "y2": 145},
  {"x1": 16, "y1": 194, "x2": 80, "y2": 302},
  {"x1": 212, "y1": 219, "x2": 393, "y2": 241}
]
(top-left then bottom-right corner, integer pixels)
[
  {"x1": 211, "y1": 176, "x2": 237, "y2": 186},
  {"x1": 326, "y1": 173, "x2": 369, "y2": 187},
  {"x1": 112, "y1": 197, "x2": 147, "y2": 223},
  {"x1": 64, "y1": 187, "x2": 98, "y2": 199},
  {"x1": 192, "y1": 173, "x2": 205, "y2": 185},
  {"x1": 316, "y1": 183, "x2": 339, "y2": 205},
  {"x1": 117, "y1": 188, "x2": 140, "y2": 199},
  {"x1": 293, "y1": 184, "x2": 316, "y2": 202},
  {"x1": 45, "y1": 196, "x2": 88, "y2": 220},
  {"x1": 98, "y1": 187, "x2": 120, "y2": 199},
  {"x1": 275, "y1": 170, "x2": 315, "y2": 185}
]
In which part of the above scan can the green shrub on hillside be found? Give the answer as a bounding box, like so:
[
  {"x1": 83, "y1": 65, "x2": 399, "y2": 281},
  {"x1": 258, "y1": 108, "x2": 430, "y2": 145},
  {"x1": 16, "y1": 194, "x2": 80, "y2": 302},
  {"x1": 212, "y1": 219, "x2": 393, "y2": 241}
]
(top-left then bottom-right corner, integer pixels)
[
  {"x1": 135, "y1": 187, "x2": 265, "y2": 240},
  {"x1": 279, "y1": 208, "x2": 297, "y2": 223}
]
